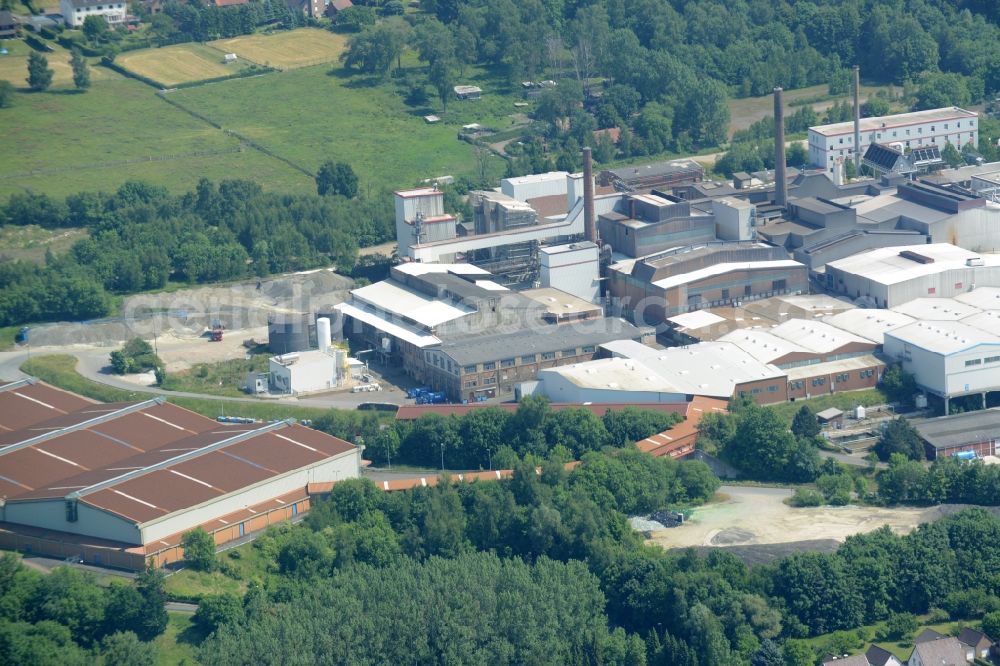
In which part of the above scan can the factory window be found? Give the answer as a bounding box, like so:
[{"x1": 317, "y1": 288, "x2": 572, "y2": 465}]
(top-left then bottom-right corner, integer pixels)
[
  {"x1": 721, "y1": 288, "x2": 730, "y2": 300},
  {"x1": 484, "y1": 377, "x2": 496, "y2": 385},
  {"x1": 463, "y1": 365, "x2": 477, "y2": 374},
  {"x1": 521, "y1": 354, "x2": 536, "y2": 363},
  {"x1": 892, "y1": 131, "x2": 897, "y2": 137},
  {"x1": 837, "y1": 373, "x2": 849, "y2": 382},
  {"x1": 541, "y1": 352, "x2": 556, "y2": 360},
  {"x1": 501, "y1": 358, "x2": 515, "y2": 368},
  {"x1": 767, "y1": 385, "x2": 778, "y2": 392},
  {"x1": 928, "y1": 287, "x2": 936, "y2": 294},
  {"x1": 464, "y1": 380, "x2": 477, "y2": 388},
  {"x1": 965, "y1": 359, "x2": 982, "y2": 367},
  {"x1": 483, "y1": 362, "x2": 496, "y2": 370},
  {"x1": 772, "y1": 279, "x2": 786, "y2": 291},
  {"x1": 839, "y1": 138, "x2": 843, "y2": 144},
  {"x1": 744, "y1": 285, "x2": 752, "y2": 296},
  {"x1": 812, "y1": 377, "x2": 826, "y2": 387},
  {"x1": 65, "y1": 500, "x2": 78, "y2": 523},
  {"x1": 582, "y1": 345, "x2": 596, "y2": 353},
  {"x1": 561, "y1": 349, "x2": 576, "y2": 358},
  {"x1": 751, "y1": 388, "x2": 761, "y2": 395},
  {"x1": 918, "y1": 127, "x2": 923, "y2": 134},
  {"x1": 906, "y1": 129, "x2": 910, "y2": 135},
  {"x1": 931, "y1": 126, "x2": 935, "y2": 131},
  {"x1": 944, "y1": 123, "x2": 949, "y2": 129},
  {"x1": 985, "y1": 356, "x2": 1000, "y2": 364}
]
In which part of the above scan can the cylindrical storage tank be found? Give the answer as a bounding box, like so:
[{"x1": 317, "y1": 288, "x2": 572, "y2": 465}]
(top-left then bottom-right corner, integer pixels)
[
  {"x1": 268, "y1": 315, "x2": 315, "y2": 354},
  {"x1": 317, "y1": 317, "x2": 331, "y2": 353}
]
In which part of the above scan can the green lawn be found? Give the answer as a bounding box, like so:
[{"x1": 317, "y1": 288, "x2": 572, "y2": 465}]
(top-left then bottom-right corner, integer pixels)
[
  {"x1": 154, "y1": 612, "x2": 201, "y2": 665},
  {"x1": 0, "y1": 224, "x2": 87, "y2": 264},
  {"x1": 800, "y1": 617, "x2": 967, "y2": 663},
  {"x1": 168, "y1": 62, "x2": 512, "y2": 191},
  {"x1": 163, "y1": 569, "x2": 246, "y2": 602},
  {"x1": 160, "y1": 355, "x2": 271, "y2": 398},
  {"x1": 768, "y1": 389, "x2": 889, "y2": 425},
  {"x1": 0, "y1": 71, "x2": 311, "y2": 198}
]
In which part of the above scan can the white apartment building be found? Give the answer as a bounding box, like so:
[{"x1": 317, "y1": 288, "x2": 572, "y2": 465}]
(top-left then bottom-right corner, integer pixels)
[
  {"x1": 808, "y1": 107, "x2": 978, "y2": 173},
  {"x1": 61, "y1": 0, "x2": 127, "y2": 27}
]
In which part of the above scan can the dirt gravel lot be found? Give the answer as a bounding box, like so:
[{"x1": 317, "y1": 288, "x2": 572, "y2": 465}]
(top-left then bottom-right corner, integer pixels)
[{"x1": 649, "y1": 486, "x2": 1000, "y2": 550}]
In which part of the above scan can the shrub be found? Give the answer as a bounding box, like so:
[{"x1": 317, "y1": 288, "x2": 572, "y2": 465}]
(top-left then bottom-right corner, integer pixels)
[{"x1": 789, "y1": 488, "x2": 824, "y2": 507}]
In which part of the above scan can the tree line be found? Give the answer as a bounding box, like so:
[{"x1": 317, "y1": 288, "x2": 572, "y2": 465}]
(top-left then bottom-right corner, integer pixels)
[
  {"x1": 0, "y1": 177, "x2": 393, "y2": 327},
  {"x1": 0, "y1": 555, "x2": 166, "y2": 665},
  {"x1": 335, "y1": 0, "x2": 1000, "y2": 174},
  {"x1": 335, "y1": 396, "x2": 685, "y2": 470}
]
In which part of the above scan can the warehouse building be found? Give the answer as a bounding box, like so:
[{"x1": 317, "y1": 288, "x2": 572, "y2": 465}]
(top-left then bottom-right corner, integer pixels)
[
  {"x1": 883, "y1": 320, "x2": 1000, "y2": 412},
  {"x1": 0, "y1": 381, "x2": 360, "y2": 569},
  {"x1": 825, "y1": 243, "x2": 1000, "y2": 308},
  {"x1": 608, "y1": 242, "x2": 808, "y2": 325},
  {"x1": 914, "y1": 408, "x2": 1000, "y2": 459},
  {"x1": 808, "y1": 107, "x2": 978, "y2": 172},
  {"x1": 529, "y1": 339, "x2": 788, "y2": 405}
]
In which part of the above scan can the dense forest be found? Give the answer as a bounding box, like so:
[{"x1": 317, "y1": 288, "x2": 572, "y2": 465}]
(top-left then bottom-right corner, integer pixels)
[
  {"x1": 0, "y1": 179, "x2": 395, "y2": 327},
  {"x1": 344, "y1": 0, "x2": 1000, "y2": 172}
]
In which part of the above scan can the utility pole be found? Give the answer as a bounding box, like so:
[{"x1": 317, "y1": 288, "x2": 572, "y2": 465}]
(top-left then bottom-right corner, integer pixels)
[{"x1": 440, "y1": 441, "x2": 445, "y2": 471}]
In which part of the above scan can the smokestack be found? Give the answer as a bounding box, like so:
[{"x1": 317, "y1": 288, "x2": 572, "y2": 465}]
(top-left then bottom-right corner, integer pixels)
[
  {"x1": 853, "y1": 65, "x2": 862, "y2": 173},
  {"x1": 773, "y1": 87, "x2": 787, "y2": 208},
  {"x1": 582, "y1": 147, "x2": 597, "y2": 243}
]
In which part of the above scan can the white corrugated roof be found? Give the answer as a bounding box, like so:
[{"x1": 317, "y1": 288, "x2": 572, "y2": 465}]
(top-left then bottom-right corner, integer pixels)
[
  {"x1": 891, "y1": 297, "x2": 982, "y2": 321},
  {"x1": 885, "y1": 320, "x2": 1000, "y2": 354},
  {"x1": 954, "y1": 287, "x2": 1000, "y2": 310},
  {"x1": 333, "y1": 303, "x2": 442, "y2": 348},
  {"x1": 719, "y1": 329, "x2": 809, "y2": 364},
  {"x1": 827, "y1": 244, "x2": 1000, "y2": 286},
  {"x1": 823, "y1": 309, "x2": 916, "y2": 344},
  {"x1": 393, "y1": 263, "x2": 490, "y2": 277},
  {"x1": 768, "y1": 319, "x2": 872, "y2": 353},
  {"x1": 667, "y1": 310, "x2": 727, "y2": 331},
  {"x1": 960, "y1": 310, "x2": 1000, "y2": 336},
  {"x1": 350, "y1": 281, "x2": 474, "y2": 327},
  {"x1": 651, "y1": 260, "x2": 804, "y2": 290}
]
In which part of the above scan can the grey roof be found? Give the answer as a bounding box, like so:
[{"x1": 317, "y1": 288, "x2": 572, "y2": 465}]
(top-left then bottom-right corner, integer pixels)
[
  {"x1": 605, "y1": 159, "x2": 704, "y2": 181},
  {"x1": 0, "y1": 10, "x2": 16, "y2": 23},
  {"x1": 915, "y1": 628, "x2": 947, "y2": 644},
  {"x1": 958, "y1": 627, "x2": 992, "y2": 648},
  {"x1": 915, "y1": 408, "x2": 1000, "y2": 450},
  {"x1": 821, "y1": 655, "x2": 870, "y2": 666},
  {"x1": 910, "y1": 637, "x2": 966, "y2": 666},
  {"x1": 439, "y1": 318, "x2": 647, "y2": 365},
  {"x1": 865, "y1": 645, "x2": 897, "y2": 666}
]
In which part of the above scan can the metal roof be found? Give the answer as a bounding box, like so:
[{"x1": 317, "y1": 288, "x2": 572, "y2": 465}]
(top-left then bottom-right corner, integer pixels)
[
  {"x1": 651, "y1": 259, "x2": 805, "y2": 290},
  {"x1": 954, "y1": 287, "x2": 1000, "y2": 310},
  {"x1": 767, "y1": 319, "x2": 874, "y2": 354},
  {"x1": 392, "y1": 262, "x2": 489, "y2": 277},
  {"x1": 334, "y1": 302, "x2": 442, "y2": 348},
  {"x1": 809, "y1": 107, "x2": 977, "y2": 137},
  {"x1": 823, "y1": 309, "x2": 916, "y2": 344},
  {"x1": 0, "y1": 380, "x2": 95, "y2": 432},
  {"x1": 783, "y1": 354, "x2": 884, "y2": 381},
  {"x1": 351, "y1": 280, "x2": 476, "y2": 327},
  {"x1": 439, "y1": 318, "x2": 645, "y2": 365},
  {"x1": 891, "y1": 297, "x2": 982, "y2": 321},
  {"x1": 827, "y1": 243, "x2": 1000, "y2": 286},
  {"x1": 885, "y1": 320, "x2": 1000, "y2": 354}
]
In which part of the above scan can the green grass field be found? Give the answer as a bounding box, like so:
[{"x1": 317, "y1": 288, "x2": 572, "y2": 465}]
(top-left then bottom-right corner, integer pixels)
[
  {"x1": 799, "y1": 616, "x2": 967, "y2": 662},
  {"x1": 154, "y1": 612, "x2": 201, "y2": 665},
  {"x1": 168, "y1": 63, "x2": 510, "y2": 192},
  {"x1": 117, "y1": 42, "x2": 253, "y2": 87},
  {"x1": 159, "y1": 354, "x2": 271, "y2": 397},
  {"x1": 0, "y1": 40, "x2": 113, "y2": 90},
  {"x1": 768, "y1": 388, "x2": 888, "y2": 425},
  {"x1": 0, "y1": 70, "x2": 311, "y2": 198},
  {"x1": 209, "y1": 28, "x2": 346, "y2": 70}
]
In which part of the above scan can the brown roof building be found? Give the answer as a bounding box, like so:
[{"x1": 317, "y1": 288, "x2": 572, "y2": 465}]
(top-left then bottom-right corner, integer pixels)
[{"x1": 0, "y1": 380, "x2": 360, "y2": 569}]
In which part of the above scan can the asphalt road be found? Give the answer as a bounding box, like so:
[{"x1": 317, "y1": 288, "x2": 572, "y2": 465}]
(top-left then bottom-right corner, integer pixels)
[{"x1": 0, "y1": 347, "x2": 407, "y2": 410}]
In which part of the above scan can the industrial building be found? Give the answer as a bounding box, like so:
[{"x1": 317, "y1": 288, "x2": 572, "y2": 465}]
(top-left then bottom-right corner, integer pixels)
[
  {"x1": 268, "y1": 317, "x2": 364, "y2": 395},
  {"x1": 883, "y1": 320, "x2": 1000, "y2": 411},
  {"x1": 335, "y1": 262, "x2": 652, "y2": 402},
  {"x1": 825, "y1": 243, "x2": 1000, "y2": 307},
  {"x1": 808, "y1": 107, "x2": 978, "y2": 173},
  {"x1": 608, "y1": 242, "x2": 808, "y2": 325},
  {"x1": 597, "y1": 159, "x2": 705, "y2": 193},
  {"x1": 527, "y1": 339, "x2": 788, "y2": 405},
  {"x1": 914, "y1": 408, "x2": 1000, "y2": 459},
  {"x1": 0, "y1": 380, "x2": 360, "y2": 569}
]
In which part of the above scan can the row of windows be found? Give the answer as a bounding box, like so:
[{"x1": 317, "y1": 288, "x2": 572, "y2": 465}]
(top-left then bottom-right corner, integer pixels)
[
  {"x1": 788, "y1": 369, "x2": 877, "y2": 390},
  {"x1": 835, "y1": 121, "x2": 974, "y2": 145},
  {"x1": 964, "y1": 356, "x2": 1000, "y2": 367},
  {"x1": 456, "y1": 345, "x2": 600, "y2": 374}
]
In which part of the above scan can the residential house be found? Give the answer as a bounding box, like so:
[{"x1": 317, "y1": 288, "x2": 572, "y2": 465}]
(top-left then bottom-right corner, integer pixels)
[
  {"x1": 908, "y1": 636, "x2": 967, "y2": 666},
  {"x1": 0, "y1": 10, "x2": 20, "y2": 38},
  {"x1": 59, "y1": 0, "x2": 127, "y2": 27},
  {"x1": 822, "y1": 654, "x2": 872, "y2": 666},
  {"x1": 957, "y1": 628, "x2": 992, "y2": 662},
  {"x1": 866, "y1": 645, "x2": 904, "y2": 666},
  {"x1": 326, "y1": 0, "x2": 352, "y2": 17}
]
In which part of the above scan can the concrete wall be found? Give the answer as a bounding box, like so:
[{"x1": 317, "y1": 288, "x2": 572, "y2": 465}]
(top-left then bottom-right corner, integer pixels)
[
  {"x1": 883, "y1": 336, "x2": 947, "y2": 394},
  {"x1": 540, "y1": 245, "x2": 600, "y2": 303},
  {"x1": 501, "y1": 172, "x2": 568, "y2": 201},
  {"x1": 4, "y1": 500, "x2": 143, "y2": 545},
  {"x1": 943, "y1": 345, "x2": 1000, "y2": 395}
]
